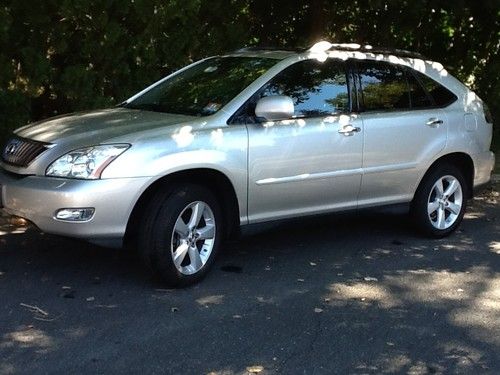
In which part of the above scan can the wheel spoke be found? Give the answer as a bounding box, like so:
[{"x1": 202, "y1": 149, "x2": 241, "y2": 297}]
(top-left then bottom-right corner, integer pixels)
[
  {"x1": 174, "y1": 218, "x2": 189, "y2": 237},
  {"x1": 435, "y1": 179, "x2": 444, "y2": 196},
  {"x1": 196, "y1": 224, "x2": 215, "y2": 240},
  {"x1": 188, "y1": 245, "x2": 203, "y2": 269},
  {"x1": 428, "y1": 200, "x2": 439, "y2": 214},
  {"x1": 437, "y1": 207, "x2": 446, "y2": 229},
  {"x1": 447, "y1": 202, "x2": 461, "y2": 215},
  {"x1": 173, "y1": 242, "x2": 189, "y2": 267},
  {"x1": 188, "y1": 202, "x2": 205, "y2": 229},
  {"x1": 444, "y1": 179, "x2": 459, "y2": 197}
]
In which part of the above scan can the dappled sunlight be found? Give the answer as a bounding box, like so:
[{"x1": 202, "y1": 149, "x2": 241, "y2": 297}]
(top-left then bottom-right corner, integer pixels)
[
  {"x1": 385, "y1": 268, "x2": 492, "y2": 304},
  {"x1": 463, "y1": 90, "x2": 482, "y2": 112},
  {"x1": 304, "y1": 45, "x2": 455, "y2": 87},
  {"x1": 210, "y1": 128, "x2": 224, "y2": 147},
  {"x1": 196, "y1": 294, "x2": 225, "y2": 306},
  {"x1": 439, "y1": 342, "x2": 487, "y2": 371},
  {"x1": 326, "y1": 282, "x2": 402, "y2": 308},
  {"x1": 489, "y1": 241, "x2": 500, "y2": 255},
  {"x1": 171, "y1": 125, "x2": 194, "y2": 147},
  {"x1": 262, "y1": 118, "x2": 307, "y2": 129},
  {"x1": 463, "y1": 211, "x2": 486, "y2": 219},
  {"x1": 338, "y1": 114, "x2": 352, "y2": 126},
  {"x1": 368, "y1": 354, "x2": 412, "y2": 374},
  {"x1": 450, "y1": 278, "x2": 500, "y2": 346},
  {"x1": 1, "y1": 327, "x2": 55, "y2": 353}
]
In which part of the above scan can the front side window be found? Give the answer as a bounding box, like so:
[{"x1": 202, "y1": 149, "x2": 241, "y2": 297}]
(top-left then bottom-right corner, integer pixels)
[
  {"x1": 262, "y1": 59, "x2": 350, "y2": 117},
  {"x1": 124, "y1": 57, "x2": 277, "y2": 116},
  {"x1": 231, "y1": 59, "x2": 350, "y2": 123},
  {"x1": 357, "y1": 61, "x2": 410, "y2": 111}
]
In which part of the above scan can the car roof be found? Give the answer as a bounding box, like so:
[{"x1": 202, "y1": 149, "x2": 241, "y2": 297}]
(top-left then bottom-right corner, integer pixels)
[
  {"x1": 223, "y1": 41, "x2": 468, "y2": 98},
  {"x1": 227, "y1": 41, "x2": 427, "y2": 60}
]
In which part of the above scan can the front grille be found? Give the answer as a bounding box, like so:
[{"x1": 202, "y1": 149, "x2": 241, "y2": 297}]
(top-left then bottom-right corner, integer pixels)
[{"x1": 1, "y1": 137, "x2": 50, "y2": 167}]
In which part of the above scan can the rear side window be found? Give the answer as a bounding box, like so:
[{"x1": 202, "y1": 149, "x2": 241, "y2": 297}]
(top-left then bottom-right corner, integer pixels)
[
  {"x1": 413, "y1": 71, "x2": 458, "y2": 107},
  {"x1": 262, "y1": 59, "x2": 350, "y2": 117},
  {"x1": 357, "y1": 61, "x2": 410, "y2": 111}
]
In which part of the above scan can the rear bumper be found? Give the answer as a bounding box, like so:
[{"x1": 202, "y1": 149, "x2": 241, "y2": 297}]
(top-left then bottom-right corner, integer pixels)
[
  {"x1": 472, "y1": 150, "x2": 495, "y2": 187},
  {"x1": 0, "y1": 169, "x2": 150, "y2": 243}
]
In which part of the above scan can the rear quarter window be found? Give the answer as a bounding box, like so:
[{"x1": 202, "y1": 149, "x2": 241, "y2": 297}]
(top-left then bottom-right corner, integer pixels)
[{"x1": 412, "y1": 71, "x2": 458, "y2": 107}]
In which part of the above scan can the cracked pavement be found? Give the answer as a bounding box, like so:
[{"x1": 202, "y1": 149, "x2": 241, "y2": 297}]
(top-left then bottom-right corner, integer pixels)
[{"x1": 0, "y1": 183, "x2": 499, "y2": 374}]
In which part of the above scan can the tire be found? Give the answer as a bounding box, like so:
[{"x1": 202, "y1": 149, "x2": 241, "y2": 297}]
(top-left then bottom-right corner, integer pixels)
[
  {"x1": 411, "y1": 163, "x2": 468, "y2": 238},
  {"x1": 138, "y1": 184, "x2": 223, "y2": 287}
]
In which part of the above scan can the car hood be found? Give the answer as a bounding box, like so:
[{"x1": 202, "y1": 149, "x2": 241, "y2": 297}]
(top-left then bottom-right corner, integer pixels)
[{"x1": 15, "y1": 108, "x2": 198, "y2": 144}]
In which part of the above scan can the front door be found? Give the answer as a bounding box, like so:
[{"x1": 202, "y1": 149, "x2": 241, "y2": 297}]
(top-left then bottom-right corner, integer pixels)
[{"x1": 242, "y1": 58, "x2": 364, "y2": 223}]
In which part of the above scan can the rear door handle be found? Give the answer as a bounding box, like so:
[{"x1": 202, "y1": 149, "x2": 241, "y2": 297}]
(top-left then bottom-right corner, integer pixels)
[
  {"x1": 338, "y1": 124, "x2": 361, "y2": 136},
  {"x1": 426, "y1": 118, "x2": 443, "y2": 127}
]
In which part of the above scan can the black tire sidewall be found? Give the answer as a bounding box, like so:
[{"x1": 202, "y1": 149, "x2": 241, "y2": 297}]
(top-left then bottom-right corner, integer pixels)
[{"x1": 140, "y1": 184, "x2": 223, "y2": 287}]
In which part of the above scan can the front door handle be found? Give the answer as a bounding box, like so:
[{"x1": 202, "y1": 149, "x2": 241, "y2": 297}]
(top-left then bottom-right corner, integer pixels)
[
  {"x1": 426, "y1": 118, "x2": 443, "y2": 127},
  {"x1": 338, "y1": 124, "x2": 361, "y2": 136}
]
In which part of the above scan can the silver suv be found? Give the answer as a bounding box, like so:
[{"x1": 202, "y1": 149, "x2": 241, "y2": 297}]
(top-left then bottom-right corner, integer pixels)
[{"x1": 0, "y1": 41, "x2": 495, "y2": 286}]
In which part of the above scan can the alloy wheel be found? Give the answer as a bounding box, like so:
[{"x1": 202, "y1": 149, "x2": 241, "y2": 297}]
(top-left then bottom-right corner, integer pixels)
[
  {"x1": 170, "y1": 201, "x2": 216, "y2": 275},
  {"x1": 427, "y1": 175, "x2": 463, "y2": 230}
]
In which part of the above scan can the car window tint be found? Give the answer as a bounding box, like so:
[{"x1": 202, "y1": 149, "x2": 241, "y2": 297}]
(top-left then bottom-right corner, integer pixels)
[
  {"x1": 261, "y1": 59, "x2": 349, "y2": 117},
  {"x1": 358, "y1": 61, "x2": 410, "y2": 111},
  {"x1": 413, "y1": 71, "x2": 458, "y2": 107},
  {"x1": 407, "y1": 72, "x2": 434, "y2": 108}
]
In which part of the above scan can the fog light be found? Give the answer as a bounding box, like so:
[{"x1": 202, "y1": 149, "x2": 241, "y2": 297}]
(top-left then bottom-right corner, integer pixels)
[{"x1": 55, "y1": 208, "x2": 95, "y2": 222}]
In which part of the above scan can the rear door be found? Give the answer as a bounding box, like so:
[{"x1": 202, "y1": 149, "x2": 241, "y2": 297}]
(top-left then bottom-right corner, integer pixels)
[{"x1": 355, "y1": 60, "x2": 448, "y2": 207}]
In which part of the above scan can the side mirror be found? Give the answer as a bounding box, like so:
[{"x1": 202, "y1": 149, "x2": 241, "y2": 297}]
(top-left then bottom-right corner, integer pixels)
[{"x1": 255, "y1": 95, "x2": 294, "y2": 121}]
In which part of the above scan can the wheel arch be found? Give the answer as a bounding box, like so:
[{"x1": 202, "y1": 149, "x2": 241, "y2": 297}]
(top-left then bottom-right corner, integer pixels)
[
  {"x1": 415, "y1": 152, "x2": 474, "y2": 200},
  {"x1": 124, "y1": 168, "x2": 241, "y2": 248}
]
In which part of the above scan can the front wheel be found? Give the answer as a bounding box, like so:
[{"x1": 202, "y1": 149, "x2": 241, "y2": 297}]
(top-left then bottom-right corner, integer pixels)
[
  {"x1": 411, "y1": 164, "x2": 468, "y2": 238},
  {"x1": 139, "y1": 184, "x2": 223, "y2": 287}
]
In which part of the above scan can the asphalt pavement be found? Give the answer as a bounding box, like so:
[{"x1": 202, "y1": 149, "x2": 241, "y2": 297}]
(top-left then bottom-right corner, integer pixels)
[{"x1": 0, "y1": 183, "x2": 499, "y2": 374}]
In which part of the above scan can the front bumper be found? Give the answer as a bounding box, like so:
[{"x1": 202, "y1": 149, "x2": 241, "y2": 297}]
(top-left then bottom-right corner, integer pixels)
[{"x1": 0, "y1": 169, "x2": 151, "y2": 243}]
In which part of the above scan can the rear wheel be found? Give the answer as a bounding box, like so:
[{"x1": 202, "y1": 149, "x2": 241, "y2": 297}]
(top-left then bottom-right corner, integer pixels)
[
  {"x1": 411, "y1": 164, "x2": 468, "y2": 238},
  {"x1": 139, "y1": 184, "x2": 222, "y2": 287}
]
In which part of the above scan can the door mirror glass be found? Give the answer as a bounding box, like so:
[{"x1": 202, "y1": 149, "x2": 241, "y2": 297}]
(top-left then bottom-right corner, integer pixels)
[{"x1": 255, "y1": 95, "x2": 294, "y2": 121}]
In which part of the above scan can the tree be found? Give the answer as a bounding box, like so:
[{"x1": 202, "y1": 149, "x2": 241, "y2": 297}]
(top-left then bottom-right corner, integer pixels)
[{"x1": 0, "y1": 0, "x2": 498, "y2": 148}]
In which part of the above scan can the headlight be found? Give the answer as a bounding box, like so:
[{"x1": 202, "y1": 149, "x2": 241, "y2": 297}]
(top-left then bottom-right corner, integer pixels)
[{"x1": 46, "y1": 144, "x2": 130, "y2": 179}]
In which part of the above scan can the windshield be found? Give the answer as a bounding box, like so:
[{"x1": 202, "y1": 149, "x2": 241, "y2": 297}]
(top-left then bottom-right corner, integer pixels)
[{"x1": 124, "y1": 56, "x2": 278, "y2": 116}]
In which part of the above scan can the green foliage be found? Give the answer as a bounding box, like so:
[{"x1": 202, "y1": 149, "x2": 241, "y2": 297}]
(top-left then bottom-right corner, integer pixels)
[{"x1": 0, "y1": 0, "x2": 498, "y2": 148}]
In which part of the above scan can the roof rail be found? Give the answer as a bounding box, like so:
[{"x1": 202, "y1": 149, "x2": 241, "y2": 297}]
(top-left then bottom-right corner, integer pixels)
[
  {"x1": 234, "y1": 46, "x2": 306, "y2": 53},
  {"x1": 309, "y1": 41, "x2": 426, "y2": 59}
]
